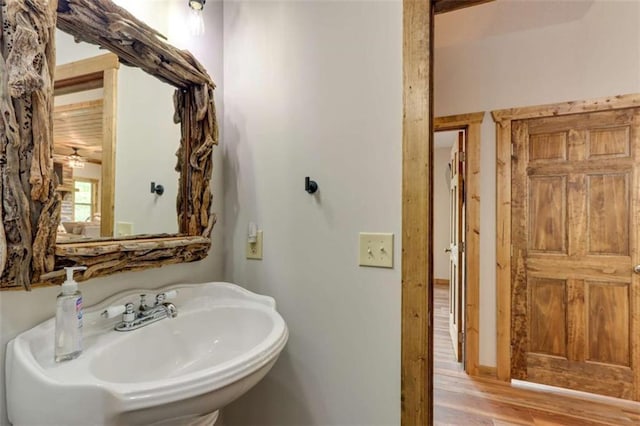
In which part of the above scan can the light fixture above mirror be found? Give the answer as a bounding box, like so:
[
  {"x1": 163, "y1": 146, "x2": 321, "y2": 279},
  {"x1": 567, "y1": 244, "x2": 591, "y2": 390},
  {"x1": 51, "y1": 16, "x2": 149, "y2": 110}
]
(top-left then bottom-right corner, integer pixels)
[
  {"x1": 189, "y1": 0, "x2": 206, "y2": 36},
  {"x1": 189, "y1": 0, "x2": 205, "y2": 11}
]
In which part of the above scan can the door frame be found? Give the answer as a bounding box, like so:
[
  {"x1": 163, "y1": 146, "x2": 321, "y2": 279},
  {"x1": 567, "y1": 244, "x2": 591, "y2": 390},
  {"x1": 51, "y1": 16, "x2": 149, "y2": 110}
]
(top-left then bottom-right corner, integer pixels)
[
  {"x1": 402, "y1": 1, "x2": 495, "y2": 424},
  {"x1": 401, "y1": 2, "x2": 433, "y2": 423},
  {"x1": 491, "y1": 93, "x2": 640, "y2": 383},
  {"x1": 435, "y1": 113, "x2": 484, "y2": 375}
]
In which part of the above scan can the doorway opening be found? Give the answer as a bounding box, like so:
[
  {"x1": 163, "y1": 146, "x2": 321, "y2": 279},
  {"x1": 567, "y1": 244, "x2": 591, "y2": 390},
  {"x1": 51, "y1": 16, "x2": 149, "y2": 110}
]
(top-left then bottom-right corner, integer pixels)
[
  {"x1": 54, "y1": 53, "x2": 119, "y2": 238},
  {"x1": 432, "y1": 112, "x2": 484, "y2": 378}
]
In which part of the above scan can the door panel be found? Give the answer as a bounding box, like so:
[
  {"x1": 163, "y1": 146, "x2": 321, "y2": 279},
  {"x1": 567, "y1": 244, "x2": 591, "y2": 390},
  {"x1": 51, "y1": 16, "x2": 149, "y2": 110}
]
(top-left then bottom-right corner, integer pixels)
[
  {"x1": 528, "y1": 176, "x2": 567, "y2": 253},
  {"x1": 589, "y1": 127, "x2": 629, "y2": 158},
  {"x1": 529, "y1": 132, "x2": 567, "y2": 162},
  {"x1": 587, "y1": 282, "x2": 630, "y2": 366},
  {"x1": 587, "y1": 173, "x2": 629, "y2": 255},
  {"x1": 526, "y1": 353, "x2": 634, "y2": 400},
  {"x1": 529, "y1": 278, "x2": 567, "y2": 357},
  {"x1": 511, "y1": 108, "x2": 640, "y2": 400}
]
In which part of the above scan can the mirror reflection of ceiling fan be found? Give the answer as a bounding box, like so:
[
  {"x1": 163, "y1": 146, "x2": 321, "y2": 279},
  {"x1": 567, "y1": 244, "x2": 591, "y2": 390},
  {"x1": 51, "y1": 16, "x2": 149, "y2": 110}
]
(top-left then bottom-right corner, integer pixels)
[{"x1": 67, "y1": 147, "x2": 85, "y2": 169}]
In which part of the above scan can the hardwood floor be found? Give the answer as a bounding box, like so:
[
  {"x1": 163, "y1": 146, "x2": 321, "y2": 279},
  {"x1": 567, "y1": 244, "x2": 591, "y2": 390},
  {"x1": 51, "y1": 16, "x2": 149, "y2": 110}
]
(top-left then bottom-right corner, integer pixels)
[{"x1": 433, "y1": 284, "x2": 640, "y2": 425}]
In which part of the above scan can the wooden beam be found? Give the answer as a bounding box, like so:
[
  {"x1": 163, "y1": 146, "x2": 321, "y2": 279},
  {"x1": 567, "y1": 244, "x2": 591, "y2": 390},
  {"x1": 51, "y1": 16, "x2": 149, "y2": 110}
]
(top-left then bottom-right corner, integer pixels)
[
  {"x1": 465, "y1": 117, "x2": 481, "y2": 377},
  {"x1": 54, "y1": 74, "x2": 103, "y2": 95},
  {"x1": 434, "y1": 111, "x2": 484, "y2": 129},
  {"x1": 402, "y1": 0, "x2": 433, "y2": 424},
  {"x1": 492, "y1": 93, "x2": 640, "y2": 123},
  {"x1": 101, "y1": 67, "x2": 117, "y2": 238},
  {"x1": 434, "y1": 0, "x2": 494, "y2": 15},
  {"x1": 55, "y1": 53, "x2": 119, "y2": 82},
  {"x1": 54, "y1": 235, "x2": 210, "y2": 255},
  {"x1": 495, "y1": 118, "x2": 512, "y2": 382}
]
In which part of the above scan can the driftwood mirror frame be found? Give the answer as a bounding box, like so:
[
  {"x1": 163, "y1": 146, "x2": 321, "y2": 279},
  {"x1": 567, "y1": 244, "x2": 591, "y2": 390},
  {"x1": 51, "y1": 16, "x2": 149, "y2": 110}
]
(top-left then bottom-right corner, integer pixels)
[{"x1": 0, "y1": 0, "x2": 218, "y2": 290}]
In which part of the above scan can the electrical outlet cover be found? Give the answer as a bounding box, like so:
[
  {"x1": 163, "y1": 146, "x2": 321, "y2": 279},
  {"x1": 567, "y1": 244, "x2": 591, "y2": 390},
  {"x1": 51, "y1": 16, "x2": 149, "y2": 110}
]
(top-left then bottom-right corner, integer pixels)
[{"x1": 246, "y1": 230, "x2": 263, "y2": 260}]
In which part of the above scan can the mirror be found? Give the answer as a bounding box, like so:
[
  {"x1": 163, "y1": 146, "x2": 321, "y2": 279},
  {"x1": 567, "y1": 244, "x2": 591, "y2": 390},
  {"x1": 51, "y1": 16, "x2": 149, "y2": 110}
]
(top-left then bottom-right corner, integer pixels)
[
  {"x1": 53, "y1": 31, "x2": 180, "y2": 242},
  {"x1": 0, "y1": 0, "x2": 218, "y2": 290}
]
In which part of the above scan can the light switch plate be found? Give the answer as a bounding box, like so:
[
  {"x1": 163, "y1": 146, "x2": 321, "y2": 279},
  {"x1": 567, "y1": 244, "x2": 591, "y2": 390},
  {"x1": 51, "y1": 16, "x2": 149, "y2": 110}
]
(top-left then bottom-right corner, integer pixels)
[
  {"x1": 359, "y1": 233, "x2": 393, "y2": 268},
  {"x1": 246, "y1": 230, "x2": 263, "y2": 260}
]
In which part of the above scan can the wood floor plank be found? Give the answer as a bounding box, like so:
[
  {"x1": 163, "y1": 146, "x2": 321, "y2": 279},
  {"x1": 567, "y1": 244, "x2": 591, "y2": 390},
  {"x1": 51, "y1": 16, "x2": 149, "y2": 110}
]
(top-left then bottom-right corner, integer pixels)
[
  {"x1": 436, "y1": 388, "x2": 535, "y2": 425},
  {"x1": 436, "y1": 406, "x2": 495, "y2": 425},
  {"x1": 433, "y1": 284, "x2": 640, "y2": 425}
]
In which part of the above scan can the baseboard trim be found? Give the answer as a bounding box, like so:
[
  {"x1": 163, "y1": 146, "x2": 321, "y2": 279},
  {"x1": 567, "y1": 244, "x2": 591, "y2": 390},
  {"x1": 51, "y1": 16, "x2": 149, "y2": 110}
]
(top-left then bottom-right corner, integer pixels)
[
  {"x1": 434, "y1": 278, "x2": 449, "y2": 286},
  {"x1": 512, "y1": 380, "x2": 640, "y2": 409},
  {"x1": 477, "y1": 365, "x2": 497, "y2": 379}
]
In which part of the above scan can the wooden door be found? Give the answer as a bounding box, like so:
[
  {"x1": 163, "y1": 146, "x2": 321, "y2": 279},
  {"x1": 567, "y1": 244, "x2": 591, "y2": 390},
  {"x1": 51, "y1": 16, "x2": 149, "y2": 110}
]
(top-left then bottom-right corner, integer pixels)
[
  {"x1": 449, "y1": 131, "x2": 464, "y2": 362},
  {"x1": 511, "y1": 108, "x2": 640, "y2": 400}
]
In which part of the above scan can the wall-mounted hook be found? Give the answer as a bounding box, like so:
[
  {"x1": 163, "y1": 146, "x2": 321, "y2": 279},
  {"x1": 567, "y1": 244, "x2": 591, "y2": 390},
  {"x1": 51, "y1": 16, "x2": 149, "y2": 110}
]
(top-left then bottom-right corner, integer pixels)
[
  {"x1": 150, "y1": 182, "x2": 165, "y2": 196},
  {"x1": 305, "y1": 177, "x2": 318, "y2": 194}
]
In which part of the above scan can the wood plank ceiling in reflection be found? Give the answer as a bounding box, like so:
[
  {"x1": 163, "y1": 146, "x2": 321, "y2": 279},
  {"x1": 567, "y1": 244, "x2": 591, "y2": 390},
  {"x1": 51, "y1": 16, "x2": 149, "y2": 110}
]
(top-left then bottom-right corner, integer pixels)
[{"x1": 53, "y1": 99, "x2": 103, "y2": 164}]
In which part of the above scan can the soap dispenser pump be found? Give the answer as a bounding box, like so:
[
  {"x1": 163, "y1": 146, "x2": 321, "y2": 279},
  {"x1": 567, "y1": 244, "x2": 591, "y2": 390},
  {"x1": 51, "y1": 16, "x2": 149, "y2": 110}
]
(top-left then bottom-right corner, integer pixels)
[{"x1": 54, "y1": 266, "x2": 87, "y2": 362}]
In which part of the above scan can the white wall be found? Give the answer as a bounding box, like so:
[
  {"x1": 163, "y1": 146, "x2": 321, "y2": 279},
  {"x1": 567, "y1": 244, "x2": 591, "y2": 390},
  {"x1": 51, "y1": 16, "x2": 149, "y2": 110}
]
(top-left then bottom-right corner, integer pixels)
[
  {"x1": 221, "y1": 1, "x2": 402, "y2": 424},
  {"x1": 222, "y1": 1, "x2": 640, "y2": 422},
  {"x1": 434, "y1": 0, "x2": 640, "y2": 366},
  {"x1": 73, "y1": 162, "x2": 102, "y2": 183},
  {"x1": 54, "y1": 30, "x2": 101, "y2": 65},
  {"x1": 114, "y1": 66, "x2": 180, "y2": 235},
  {"x1": 0, "y1": 1, "x2": 224, "y2": 424}
]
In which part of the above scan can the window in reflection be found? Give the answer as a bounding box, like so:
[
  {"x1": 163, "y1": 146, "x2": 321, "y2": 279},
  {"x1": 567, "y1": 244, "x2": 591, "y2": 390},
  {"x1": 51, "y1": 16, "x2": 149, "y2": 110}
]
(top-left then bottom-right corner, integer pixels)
[{"x1": 73, "y1": 179, "x2": 98, "y2": 222}]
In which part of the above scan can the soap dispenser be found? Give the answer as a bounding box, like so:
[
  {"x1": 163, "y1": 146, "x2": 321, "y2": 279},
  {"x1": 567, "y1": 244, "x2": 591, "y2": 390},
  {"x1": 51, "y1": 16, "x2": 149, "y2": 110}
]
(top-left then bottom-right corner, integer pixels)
[{"x1": 54, "y1": 266, "x2": 87, "y2": 362}]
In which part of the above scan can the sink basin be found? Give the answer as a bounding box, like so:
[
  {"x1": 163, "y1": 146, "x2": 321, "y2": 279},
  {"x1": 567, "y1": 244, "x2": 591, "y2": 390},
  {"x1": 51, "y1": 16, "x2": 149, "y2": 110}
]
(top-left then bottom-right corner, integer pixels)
[{"x1": 6, "y1": 282, "x2": 288, "y2": 425}]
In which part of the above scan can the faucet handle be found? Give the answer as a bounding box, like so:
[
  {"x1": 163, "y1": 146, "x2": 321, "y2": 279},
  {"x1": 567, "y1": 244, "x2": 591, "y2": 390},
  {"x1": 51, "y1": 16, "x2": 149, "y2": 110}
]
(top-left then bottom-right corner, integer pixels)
[
  {"x1": 139, "y1": 294, "x2": 151, "y2": 310},
  {"x1": 155, "y1": 290, "x2": 178, "y2": 304},
  {"x1": 101, "y1": 304, "x2": 126, "y2": 319},
  {"x1": 123, "y1": 303, "x2": 136, "y2": 323}
]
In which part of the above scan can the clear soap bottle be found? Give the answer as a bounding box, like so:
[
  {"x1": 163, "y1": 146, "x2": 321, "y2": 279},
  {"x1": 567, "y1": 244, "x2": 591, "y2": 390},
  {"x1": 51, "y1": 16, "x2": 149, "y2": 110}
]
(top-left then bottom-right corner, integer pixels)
[{"x1": 54, "y1": 266, "x2": 87, "y2": 362}]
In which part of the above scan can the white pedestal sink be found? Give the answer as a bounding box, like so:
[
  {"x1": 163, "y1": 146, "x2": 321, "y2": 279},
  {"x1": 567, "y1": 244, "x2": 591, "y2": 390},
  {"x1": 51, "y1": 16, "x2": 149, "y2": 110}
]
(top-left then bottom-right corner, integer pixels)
[{"x1": 6, "y1": 282, "x2": 288, "y2": 425}]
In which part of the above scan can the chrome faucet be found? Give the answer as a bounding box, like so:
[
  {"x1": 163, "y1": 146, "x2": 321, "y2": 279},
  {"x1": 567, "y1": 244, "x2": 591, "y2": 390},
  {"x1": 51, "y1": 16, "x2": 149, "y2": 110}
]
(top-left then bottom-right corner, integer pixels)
[{"x1": 102, "y1": 291, "x2": 178, "y2": 331}]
